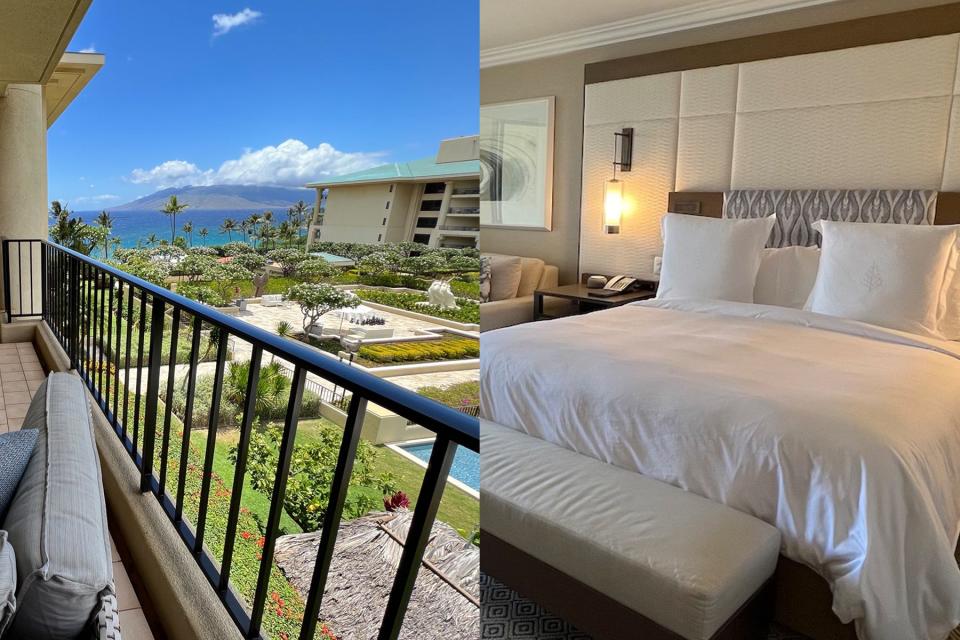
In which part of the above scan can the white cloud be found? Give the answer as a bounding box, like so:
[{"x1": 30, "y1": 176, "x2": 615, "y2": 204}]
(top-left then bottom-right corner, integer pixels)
[
  {"x1": 128, "y1": 139, "x2": 384, "y2": 189},
  {"x1": 72, "y1": 194, "x2": 121, "y2": 206},
  {"x1": 212, "y1": 8, "x2": 262, "y2": 36},
  {"x1": 78, "y1": 44, "x2": 97, "y2": 53}
]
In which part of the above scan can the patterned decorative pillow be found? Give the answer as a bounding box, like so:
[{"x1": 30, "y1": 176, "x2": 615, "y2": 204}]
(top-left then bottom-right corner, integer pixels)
[
  {"x1": 0, "y1": 430, "x2": 37, "y2": 519},
  {"x1": 0, "y1": 531, "x2": 15, "y2": 637},
  {"x1": 479, "y1": 256, "x2": 492, "y2": 303}
]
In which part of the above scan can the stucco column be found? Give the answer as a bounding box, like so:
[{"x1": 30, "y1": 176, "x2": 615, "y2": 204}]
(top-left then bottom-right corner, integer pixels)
[
  {"x1": 0, "y1": 84, "x2": 48, "y2": 238},
  {"x1": 0, "y1": 83, "x2": 48, "y2": 316}
]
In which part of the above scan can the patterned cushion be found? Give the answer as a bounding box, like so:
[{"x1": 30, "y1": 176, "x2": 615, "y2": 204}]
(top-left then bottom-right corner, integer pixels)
[
  {"x1": 0, "y1": 430, "x2": 37, "y2": 520},
  {"x1": 724, "y1": 190, "x2": 938, "y2": 247},
  {"x1": 479, "y1": 256, "x2": 492, "y2": 303},
  {"x1": 0, "y1": 531, "x2": 15, "y2": 637},
  {"x1": 3, "y1": 373, "x2": 113, "y2": 637}
]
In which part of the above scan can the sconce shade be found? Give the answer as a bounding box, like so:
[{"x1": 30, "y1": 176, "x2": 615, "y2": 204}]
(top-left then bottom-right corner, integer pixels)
[{"x1": 603, "y1": 178, "x2": 623, "y2": 234}]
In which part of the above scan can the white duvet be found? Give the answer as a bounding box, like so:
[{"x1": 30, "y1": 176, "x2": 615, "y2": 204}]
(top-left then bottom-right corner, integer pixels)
[{"x1": 480, "y1": 299, "x2": 960, "y2": 640}]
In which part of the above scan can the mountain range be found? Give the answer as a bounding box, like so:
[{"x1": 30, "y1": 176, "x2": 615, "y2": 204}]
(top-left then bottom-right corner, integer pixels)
[{"x1": 110, "y1": 185, "x2": 314, "y2": 211}]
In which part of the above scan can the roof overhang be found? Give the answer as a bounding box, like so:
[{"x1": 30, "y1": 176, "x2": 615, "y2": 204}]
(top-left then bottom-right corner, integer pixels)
[
  {"x1": 306, "y1": 172, "x2": 480, "y2": 189},
  {"x1": 44, "y1": 52, "x2": 104, "y2": 126},
  {"x1": 0, "y1": 0, "x2": 93, "y2": 84}
]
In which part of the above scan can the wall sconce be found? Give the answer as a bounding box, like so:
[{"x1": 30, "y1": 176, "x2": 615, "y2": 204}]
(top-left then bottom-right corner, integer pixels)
[{"x1": 604, "y1": 127, "x2": 633, "y2": 235}]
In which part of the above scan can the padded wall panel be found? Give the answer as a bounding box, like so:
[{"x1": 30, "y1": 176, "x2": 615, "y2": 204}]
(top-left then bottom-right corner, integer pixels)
[
  {"x1": 731, "y1": 97, "x2": 951, "y2": 189},
  {"x1": 942, "y1": 101, "x2": 960, "y2": 190},
  {"x1": 584, "y1": 73, "x2": 681, "y2": 125},
  {"x1": 680, "y1": 65, "x2": 738, "y2": 117},
  {"x1": 580, "y1": 118, "x2": 678, "y2": 277},
  {"x1": 676, "y1": 114, "x2": 735, "y2": 191},
  {"x1": 738, "y1": 34, "x2": 959, "y2": 113}
]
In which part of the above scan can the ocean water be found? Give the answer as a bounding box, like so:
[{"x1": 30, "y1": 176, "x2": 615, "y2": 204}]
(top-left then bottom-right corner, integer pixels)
[{"x1": 71, "y1": 209, "x2": 290, "y2": 249}]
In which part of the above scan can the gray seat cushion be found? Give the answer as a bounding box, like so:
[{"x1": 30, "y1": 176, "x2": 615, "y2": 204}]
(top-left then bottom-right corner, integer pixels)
[
  {"x1": 0, "y1": 531, "x2": 15, "y2": 636},
  {"x1": 3, "y1": 373, "x2": 114, "y2": 638},
  {"x1": 0, "y1": 430, "x2": 37, "y2": 519},
  {"x1": 481, "y1": 420, "x2": 781, "y2": 640}
]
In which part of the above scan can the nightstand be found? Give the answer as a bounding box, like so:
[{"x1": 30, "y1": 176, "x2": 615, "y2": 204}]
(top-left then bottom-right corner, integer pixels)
[{"x1": 533, "y1": 281, "x2": 656, "y2": 321}]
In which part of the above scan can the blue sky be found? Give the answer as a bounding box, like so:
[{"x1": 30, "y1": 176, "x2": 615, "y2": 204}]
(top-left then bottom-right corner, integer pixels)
[{"x1": 51, "y1": 1, "x2": 479, "y2": 210}]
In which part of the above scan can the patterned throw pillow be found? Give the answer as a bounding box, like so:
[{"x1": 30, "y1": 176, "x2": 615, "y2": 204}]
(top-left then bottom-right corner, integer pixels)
[
  {"x1": 0, "y1": 430, "x2": 37, "y2": 519},
  {"x1": 479, "y1": 256, "x2": 492, "y2": 303}
]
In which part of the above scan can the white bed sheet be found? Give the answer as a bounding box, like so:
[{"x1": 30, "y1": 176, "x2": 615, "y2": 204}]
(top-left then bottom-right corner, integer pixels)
[{"x1": 480, "y1": 299, "x2": 960, "y2": 640}]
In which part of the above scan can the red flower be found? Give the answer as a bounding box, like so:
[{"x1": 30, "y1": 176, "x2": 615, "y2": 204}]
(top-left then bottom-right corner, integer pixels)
[
  {"x1": 257, "y1": 536, "x2": 265, "y2": 548},
  {"x1": 383, "y1": 491, "x2": 410, "y2": 512},
  {"x1": 241, "y1": 531, "x2": 251, "y2": 540}
]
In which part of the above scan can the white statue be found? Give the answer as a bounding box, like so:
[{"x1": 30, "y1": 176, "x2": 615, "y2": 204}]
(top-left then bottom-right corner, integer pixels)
[{"x1": 426, "y1": 280, "x2": 458, "y2": 309}]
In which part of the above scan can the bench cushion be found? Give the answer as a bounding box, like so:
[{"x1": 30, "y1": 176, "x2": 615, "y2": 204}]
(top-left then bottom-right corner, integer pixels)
[
  {"x1": 4, "y1": 373, "x2": 114, "y2": 637},
  {"x1": 480, "y1": 420, "x2": 781, "y2": 640}
]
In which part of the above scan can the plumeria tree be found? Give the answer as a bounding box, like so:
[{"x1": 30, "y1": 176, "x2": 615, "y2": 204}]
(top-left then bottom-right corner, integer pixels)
[
  {"x1": 267, "y1": 248, "x2": 308, "y2": 276},
  {"x1": 295, "y1": 258, "x2": 337, "y2": 283},
  {"x1": 286, "y1": 282, "x2": 357, "y2": 336}
]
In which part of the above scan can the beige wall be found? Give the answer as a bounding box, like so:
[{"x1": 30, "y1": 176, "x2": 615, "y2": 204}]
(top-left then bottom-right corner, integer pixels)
[
  {"x1": 480, "y1": 0, "x2": 955, "y2": 283},
  {"x1": 316, "y1": 183, "x2": 392, "y2": 244}
]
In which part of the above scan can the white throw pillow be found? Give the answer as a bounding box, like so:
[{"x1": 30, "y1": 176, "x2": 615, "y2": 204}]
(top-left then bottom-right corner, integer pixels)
[
  {"x1": 657, "y1": 213, "x2": 776, "y2": 303},
  {"x1": 754, "y1": 247, "x2": 821, "y2": 309},
  {"x1": 805, "y1": 221, "x2": 958, "y2": 337}
]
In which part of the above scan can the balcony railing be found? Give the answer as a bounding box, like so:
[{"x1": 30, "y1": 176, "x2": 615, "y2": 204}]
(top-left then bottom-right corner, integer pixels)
[{"x1": 1, "y1": 239, "x2": 479, "y2": 640}]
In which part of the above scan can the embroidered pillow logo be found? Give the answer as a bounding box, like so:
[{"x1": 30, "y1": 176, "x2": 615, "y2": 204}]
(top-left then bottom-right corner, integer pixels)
[{"x1": 862, "y1": 261, "x2": 884, "y2": 293}]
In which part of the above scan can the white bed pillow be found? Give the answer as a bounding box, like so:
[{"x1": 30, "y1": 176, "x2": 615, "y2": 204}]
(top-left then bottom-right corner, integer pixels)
[
  {"x1": 805, "y1": 221, "x2": 958, "y2": 337},
  {"x1": 657, "y1": 213, "x2": 776, "y2": 303},
  {"x1": 754, "y1": 247, "x2": 821, "y2": 309},
  {"x1": 936, "y1": 246, "x2": 960, "y2": 339}
]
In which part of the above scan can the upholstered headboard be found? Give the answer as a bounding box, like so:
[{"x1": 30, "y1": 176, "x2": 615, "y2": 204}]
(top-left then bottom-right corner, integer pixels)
[{"x1": 667, "y1": 191, "x2": 960, "y2": 247}]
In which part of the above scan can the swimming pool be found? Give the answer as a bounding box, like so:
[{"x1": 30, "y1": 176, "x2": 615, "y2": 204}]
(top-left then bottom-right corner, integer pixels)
[{"x1": 398, "y1": 441, "x2": 479, "y2": 491}]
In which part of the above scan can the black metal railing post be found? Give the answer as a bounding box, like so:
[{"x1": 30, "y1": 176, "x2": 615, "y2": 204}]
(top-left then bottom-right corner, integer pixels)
[
  {"x1": 378, "y1": 437, "x2": 458, "y2": 640},
  {"x1": 299, "y1": 393, "x2": 369, "y2": 640},
  {"x1": 140, "y1": 296, "x2": 166, "y2": 492},
  {"x1": 68, "y1": 256, "x2": 81, "y2": 370},
  {"x1": 1, "y1": 240, "x2": 10, "y2": 323}
]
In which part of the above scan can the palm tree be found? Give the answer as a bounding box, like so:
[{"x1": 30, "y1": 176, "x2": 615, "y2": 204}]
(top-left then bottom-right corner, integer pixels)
[
  {"x1": 219, "y1": 218, "x2": 237, "y2": 242},
  {"x1": 273, "y1": 321, "x2": 293, "y2": 362},
  {"x1": 246, "y1": 214, "x2": 263, "y2": 248},
  {"x1": 181, "y1": 221, "x2": 194, "y2": 247},
  {"x1": 161, "y1": 195, "x2": 188, "y2": 244},
  {"x1": 288, "y1": 200, "x2": 311, "y2": 240},
  {"x1": 198, "y1": 227, "x2": 209, "y2": 245},
  {"x1": 239, "y1": 221, "x2": 251, "y2": 244},
  {"x1": 224, "y1": 360, "x2": 289, "y2": 421},
  {"x1": 95, "y1": 210, "x2": 114, "y2": 259},
  {"x1": 145, "y1": 233, "x2": 159, "y2": 247}
]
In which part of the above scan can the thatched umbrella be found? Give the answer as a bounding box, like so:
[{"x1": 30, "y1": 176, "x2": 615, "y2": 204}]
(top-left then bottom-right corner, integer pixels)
[{"x1": 274, "y1": 511, "x2": 479, "y2": 639}]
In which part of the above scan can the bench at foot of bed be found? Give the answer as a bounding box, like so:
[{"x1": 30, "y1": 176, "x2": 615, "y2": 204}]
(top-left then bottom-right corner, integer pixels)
[{"x1": 480, "y1": 419, "x2": 781, "y2": 640}]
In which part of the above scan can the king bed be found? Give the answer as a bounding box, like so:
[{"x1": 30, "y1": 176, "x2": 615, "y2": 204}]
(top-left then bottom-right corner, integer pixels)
[{"x1": 480, "y1": 189, "x2": 960, "y2": 640}]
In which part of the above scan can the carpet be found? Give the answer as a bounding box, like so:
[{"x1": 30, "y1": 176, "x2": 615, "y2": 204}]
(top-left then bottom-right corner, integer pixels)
[{"x1": 479, "y1": 572, "x2": 811, "y2": 640}]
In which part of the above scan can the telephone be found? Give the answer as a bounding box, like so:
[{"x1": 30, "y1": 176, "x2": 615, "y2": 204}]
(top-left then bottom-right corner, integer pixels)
[
  {"x1": 604, "y1": 275, "x2": 641, "y2": 292},
  {"x1": 588, "y1": 275, "x2": 642, "y2": 297}
]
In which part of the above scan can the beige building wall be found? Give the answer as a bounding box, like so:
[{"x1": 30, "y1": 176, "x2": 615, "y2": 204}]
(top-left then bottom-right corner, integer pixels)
[
  {"x1": 314, "y1": 183, "x2": 393, "y2": 244},
  {"x1": 479, "y1": 0, "x2": 951, "y2": 284},
  {"x1": 385, "y1": 183, "x2": 415, "y2": 243}
]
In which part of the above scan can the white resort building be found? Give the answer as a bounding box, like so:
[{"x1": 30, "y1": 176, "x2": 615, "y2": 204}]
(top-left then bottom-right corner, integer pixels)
[{"x1": 306, "y1": 135, "x2": 480, "y2": 249}]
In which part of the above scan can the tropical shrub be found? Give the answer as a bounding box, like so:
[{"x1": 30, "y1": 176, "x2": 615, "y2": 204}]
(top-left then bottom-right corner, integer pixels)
[
  {"x1": 353, "y1": 289, "x2": 479, "y2": 324},
  {"x1": 358, "y1": 336, "x2": 479, "y2": 365},
  {"x1": 242, "y1": 422, "x2": 396, "y2": 532},
  {"x1": 176, "y1": 283, "x2": 230, "y2": 307}
]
